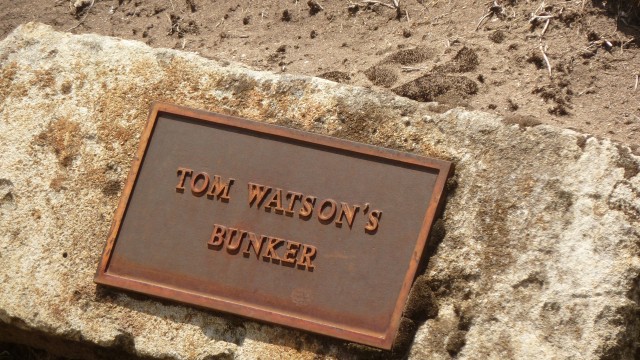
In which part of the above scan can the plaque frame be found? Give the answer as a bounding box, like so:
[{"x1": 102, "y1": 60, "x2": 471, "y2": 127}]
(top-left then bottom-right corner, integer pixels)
[{"x1": 95, "y1": 102, "x2": 452, "y2": 349}]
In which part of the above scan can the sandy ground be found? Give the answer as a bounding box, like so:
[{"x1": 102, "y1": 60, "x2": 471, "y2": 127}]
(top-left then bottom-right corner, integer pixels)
[{"x1": 1, "y1": 0, "x2": 639, "y2": 149}]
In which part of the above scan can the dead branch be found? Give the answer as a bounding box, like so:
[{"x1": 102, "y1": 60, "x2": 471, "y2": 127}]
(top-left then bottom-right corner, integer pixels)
[
  {"x1": 540, "y1": 44, "x2": 552, "y2": 77},
  {"x1": 360, "y1": 0, "x2": 396, "y2": 9},
  {"x1": 475, "y1": 0, "x2": 504, "y2": 31},
  {"x1": 529, "y1": 0, "x2": 557, "y2": 37},
  {"x1": 532, "y1": 0, "x2": 546, "y2": 16},
  {"x1": 540, "y1": 18, "x2": 550, "y2": 37},
  {"x1": 401, "y1": 66, "x2": 427, "y2": 72},
  {"x1": 475, "y1": 12, "x2": 492, "y2": 31},
  {"x1": 66, "y1": 0, "x2": 95, "y2": 32},
  {"x1": 529, "y1": 14, "x2": 554, "y2": 21},
  {"x1": 166, "y1": 13, "x2": 179, "y2": 35}
]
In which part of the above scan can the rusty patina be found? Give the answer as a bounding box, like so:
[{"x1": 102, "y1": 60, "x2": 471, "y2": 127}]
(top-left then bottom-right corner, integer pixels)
[{"x1": 95, "y1": 102, "x2": 452, "y2": 349}]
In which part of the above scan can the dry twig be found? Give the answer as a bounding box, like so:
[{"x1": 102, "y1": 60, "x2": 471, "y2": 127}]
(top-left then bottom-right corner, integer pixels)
[
  {"x1": 360, "y1": 0, "x2": 396, "y2": 9},
  {"x1": 388, "y1": 0, "x2": 407, "y2": 21},
  {"x1": 540, "y1": 44, "x2": 552, "y2": 77},
  {"x1": 530, "y1": 14, "x2": 554, "y2": 20},
  {"x1": 429, "y1": 12, "x2": 449, "y2": 25},
  {"x1": 401, "y1": 66, "x2": 427, "y2": 72},
  {"x1": 540, "y1": 18, "x2": 550, "y2": 37},
  {"x1": 166, "y1": 13, "x2": 178, "y2": 35},
  {"x1": 361, "y1": 0, "x2": 407, "y2": 20},
  {"x1": 532, "y1": 0, "x2": 546, "y2": 17},
  {"x1": 475, "y1": 0, "x2": 504, "y2": 31},
  {"x1": 475, "y1": 12, "x2": 492, "y2": 31},
  {"x1": 578, "y1": 87, "x2": 595, "y2": 96},
  {"x1": 529, "y1": 0, "x2": 558, "y2": 37},
  {"x1": 635, "y1": 74, "x2": 639, "y2": 91},
  {"x1": 621, "y1": 39, "x2": 634, "y2": 54},
  {"x1": 66, "y1": 0, "x2": 96, "y2": 31}
]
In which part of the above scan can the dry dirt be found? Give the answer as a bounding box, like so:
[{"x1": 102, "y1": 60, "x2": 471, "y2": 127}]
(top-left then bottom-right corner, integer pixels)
[{"x1": 1, "y1": 0, "x2": 639, "y2": 148}]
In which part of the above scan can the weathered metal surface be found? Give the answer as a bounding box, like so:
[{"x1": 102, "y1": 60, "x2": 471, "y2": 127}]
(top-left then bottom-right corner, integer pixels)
[{"x1": 95, "y1": 102, "x2": 452, "y2": 349}]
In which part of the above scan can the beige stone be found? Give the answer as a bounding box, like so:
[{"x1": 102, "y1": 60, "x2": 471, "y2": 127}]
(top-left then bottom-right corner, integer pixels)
[{"x1": 0, "y1": 23, "x2": 638, "y2": 359}]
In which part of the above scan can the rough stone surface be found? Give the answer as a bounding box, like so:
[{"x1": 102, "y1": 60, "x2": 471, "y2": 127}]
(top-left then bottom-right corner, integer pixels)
[{"x1": 0, "y1": 23, "x2": 639, "y2": 359}]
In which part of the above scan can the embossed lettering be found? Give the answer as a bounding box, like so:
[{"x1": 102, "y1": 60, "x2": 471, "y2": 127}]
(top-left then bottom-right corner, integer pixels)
[
  {"x1": 191, "y1": 172, "x2": 210, "y2": 197},
  {"x1": 298, "y1": 195, "x2": 316, "y2": 219},
  {"x1": 243, "y1": 232, "x2": 267, "y2": 258},
  {"x1": 263, "y1": 237, "x2": 284, "y2": 261},
  {"x1": 335, "y1": 202, "x2": 360, "y2": 228},
  {"x1": 365, "y1": 210, "x2": 382, "y2": 233},
  {"x1": 248, "y1": 183, "x2": 271, "y2": 207},
  {"x1": 243, "y1": 182, "x2": 380, "y2": 232},
  {"x1": 176, "y1": 167, "x2": 193, "y2": 192},
  {"x1": 264, "y1": 188, "x2": 285, "y2": 213},
  {"x1": 208, "y1": 223, "x2": 316, "y2": 271},
  {"x1": 207, "y1": 224, "x2": 226, "y2": 248},
  {"x1": 176, "y1": 166, "x2": 233, "y2": 201},
  {"x1": 285, "y1": 191, "x2": 303, "y2": 216},
  {"x1": 297, "y1": 245, "x2": 317, "y2": 270},
  {"x1": 317, "y1": 199, "x2": 337, "y2": 222},
  {"x1": 226, "y1": 228, "x2": 246, "y2": 254},
  {"x1": 281, "y1": 241, "x2": 301, "y2": 265},
  {"x1": 207, "y1": 176, "x2": 235, "y2": 200}
]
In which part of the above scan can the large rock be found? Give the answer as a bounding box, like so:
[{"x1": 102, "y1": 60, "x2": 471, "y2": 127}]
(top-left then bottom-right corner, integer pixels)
[{"x1": 0, "y1": 23, "x2": 639, "y2": 359}]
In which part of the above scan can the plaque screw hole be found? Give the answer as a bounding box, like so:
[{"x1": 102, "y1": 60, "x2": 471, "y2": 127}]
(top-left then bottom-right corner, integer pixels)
[{"x1": 62, "y1": 252, "x2": 68, "y2": 258}]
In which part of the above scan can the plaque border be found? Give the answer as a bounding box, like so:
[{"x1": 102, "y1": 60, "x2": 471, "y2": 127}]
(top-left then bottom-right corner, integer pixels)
[{"x1": 94, "y1": 102, "x2": 453, "y2": 349}]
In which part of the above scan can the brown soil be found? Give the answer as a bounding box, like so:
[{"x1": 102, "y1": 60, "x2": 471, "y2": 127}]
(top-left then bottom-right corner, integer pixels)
[{"x1": 0, "y1": 0, "x2": 639, "y2": 148}]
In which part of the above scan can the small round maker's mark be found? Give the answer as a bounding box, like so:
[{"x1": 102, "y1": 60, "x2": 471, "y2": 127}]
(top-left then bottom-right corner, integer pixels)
[{"x1": 291, "y1": 288, "x2": 312, "y2": 306}]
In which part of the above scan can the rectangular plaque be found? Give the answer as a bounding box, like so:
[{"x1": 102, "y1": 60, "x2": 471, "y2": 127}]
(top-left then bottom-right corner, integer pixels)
[{"x1": 95, "y1": 102, "x2": 452, "y2": 349}]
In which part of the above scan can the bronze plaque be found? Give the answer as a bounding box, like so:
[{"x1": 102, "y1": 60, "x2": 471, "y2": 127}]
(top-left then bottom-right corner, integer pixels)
[{"x1": 95, "y1": 102, "x2": 452, "y2": 349}]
